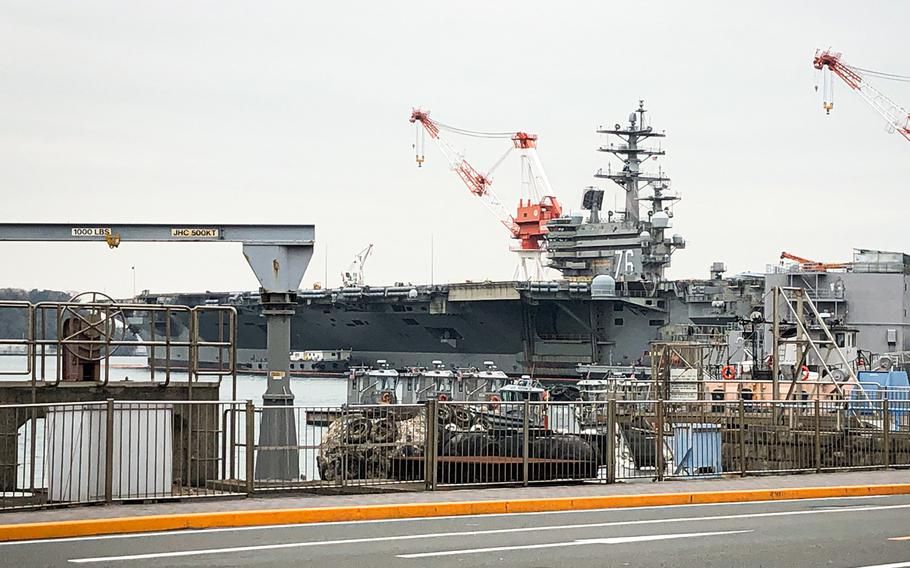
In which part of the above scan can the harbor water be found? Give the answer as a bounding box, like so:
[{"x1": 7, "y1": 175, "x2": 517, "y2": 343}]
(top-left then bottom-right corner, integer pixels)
[
  {"x1": 0, "y1": 355, "x2": 347, "y2": 407},
  {"x1": 0, "y1": 354, "x2": 348, "y2": 488}
]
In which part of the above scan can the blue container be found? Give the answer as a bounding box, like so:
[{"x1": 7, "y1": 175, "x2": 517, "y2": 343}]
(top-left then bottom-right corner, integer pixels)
[
  {"x1": 851, "y1": 371, "x2": 909, "y2": 417},
  {"x1": 672, "y1": 423, "x2": 722, "y2": 476}
]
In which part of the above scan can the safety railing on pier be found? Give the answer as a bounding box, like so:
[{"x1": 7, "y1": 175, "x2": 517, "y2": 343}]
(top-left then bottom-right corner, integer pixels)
[
  {"x1": 0, "y1": 297, "x2": 237, "y2": 387},
  {"x1": 241, "y1": 404, "x2": 428, "y2": 492},
  {"x1": 428, "y1": 400, "x2": 602, "y2": 488},
  {"x1": 1, "y1": 398, "x2": 909, "y2": 511},
  {"x1": 0, "y1": 400, "x2": 247, "y2": 510}
]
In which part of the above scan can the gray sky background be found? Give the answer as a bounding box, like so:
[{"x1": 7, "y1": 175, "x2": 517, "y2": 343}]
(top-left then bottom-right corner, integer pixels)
[{"x1": 2, "y1": 1, "x2": 908, "y2": 298}]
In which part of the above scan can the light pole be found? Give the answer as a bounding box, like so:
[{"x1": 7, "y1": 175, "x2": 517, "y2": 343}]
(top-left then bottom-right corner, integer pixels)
[{"x1": 131, "y1": 266, "x2": 136, "y2": 299}]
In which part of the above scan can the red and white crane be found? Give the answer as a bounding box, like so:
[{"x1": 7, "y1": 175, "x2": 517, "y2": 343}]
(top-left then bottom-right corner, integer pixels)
[
  {"x1": 813, "y1": 49, "x2": 910, "y2": 143},
  {"x1": 409, "y1": 109, "x2": 563, "y2": 280}
]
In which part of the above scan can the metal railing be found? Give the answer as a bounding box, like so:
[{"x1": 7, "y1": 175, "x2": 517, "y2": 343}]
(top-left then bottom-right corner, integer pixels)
[
  {"x1": 0, "y1": 400, "x2": 247, "y2": 510},
  {"x1": 245, "y1": 404, "x2": 428, "y2": 491},
  {"x1": 1, "y1": 397, "x2": 908, "y2": 511},
  {"x1": 430, "y1": 400, "x2": 602, "y2": 488},
  {"x1": 0, "y1": 302, "x2": 33, "y2": 377},
  {"x1": 0, "y1": 299, "x2": 237, "y2": 388}
]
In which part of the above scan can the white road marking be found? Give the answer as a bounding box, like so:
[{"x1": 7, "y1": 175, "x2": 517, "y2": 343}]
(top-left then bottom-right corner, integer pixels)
[
  {"x1": 2, "y1": 493, "x2": 895, "y2": 546},
  {"x1": 397, "y1": 529, "x2": 753, "y2": 558},
  {"x1": 67, "y1": 502, "x2": 910, "y2": 564},
  {"x1": 851, "y1": 562, "x2": 910, "y2": 568}
]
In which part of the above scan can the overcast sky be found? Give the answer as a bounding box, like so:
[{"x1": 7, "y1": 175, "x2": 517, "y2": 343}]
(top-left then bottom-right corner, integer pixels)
[{"x1": 1, "y1": 1, "x2": 908, "y2": 298}]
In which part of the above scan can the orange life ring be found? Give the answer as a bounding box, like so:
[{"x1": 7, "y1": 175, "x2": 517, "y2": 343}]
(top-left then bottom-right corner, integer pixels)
[
  {"x1": 380, "y1": 391, "x2": 393, "y2": 404},
  {"x1": 542, "y1": 390, "x2": 550, "y2": 401},
  {"x1": 800, "y1": 365, "x2": 811, "y2": 381},
  {"x1": 487, "y1": 394, "x2": 501, "y2": 411},
  {"x1": 437, "y1": 393, "x2": 448, "y2": 402},
  {"x1": 721, "y1": 365, "x2": 737, "y2": 380}
]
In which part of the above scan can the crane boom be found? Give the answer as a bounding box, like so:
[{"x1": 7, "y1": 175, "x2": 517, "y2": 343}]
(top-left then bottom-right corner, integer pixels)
[
  {"x1": 410, "y1": 109, "x2": 518, "y2": 236},
  {"x1": 813, "y1": 49, "x2": 910, "y2": 142},
  {"x1": 409, "y1": 109, "x2": 563, "y2": 254},
  {"x1": 780, "y1": 251, "x2": 849, "y2": 272}
]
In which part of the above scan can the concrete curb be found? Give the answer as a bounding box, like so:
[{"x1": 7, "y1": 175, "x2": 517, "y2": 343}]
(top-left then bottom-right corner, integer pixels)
[{"x1": 2, "y1": 483, "x2": 910, "y2": 542}]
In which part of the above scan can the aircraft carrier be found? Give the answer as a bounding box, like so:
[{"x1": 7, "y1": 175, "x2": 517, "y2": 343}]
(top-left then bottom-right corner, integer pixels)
[
  {"x1": 136, "y1": 102, "x2": 769, "y2": 376},
  {"x1": 137, "y1": 102, "x2": 910, "y2": 377}
]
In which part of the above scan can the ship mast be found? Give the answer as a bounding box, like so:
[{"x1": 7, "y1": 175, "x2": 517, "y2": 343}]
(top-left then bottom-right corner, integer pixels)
[
  {"x1": 543, "y1": 102, "x2": 685, "y2": 284},
  {"x1": 595, "y1": 101, "x2": 684, "y2": 283},
  {"x1": 595, "y1": 101, "x2": 668, "y2": 225}
]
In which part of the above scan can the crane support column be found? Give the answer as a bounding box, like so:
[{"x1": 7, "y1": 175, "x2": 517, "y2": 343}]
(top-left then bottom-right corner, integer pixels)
[{"x1": 243, "y1": 243, "x2": 314, "y2": 481}]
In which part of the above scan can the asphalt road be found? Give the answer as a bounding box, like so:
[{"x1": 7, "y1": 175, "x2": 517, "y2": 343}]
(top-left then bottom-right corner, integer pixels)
[{"x1": 6, "y1": 493, "x2": 910, "y2": 567}]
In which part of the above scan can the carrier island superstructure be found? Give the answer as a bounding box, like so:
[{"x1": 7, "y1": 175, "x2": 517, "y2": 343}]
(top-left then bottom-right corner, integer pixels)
[{"x1": 137, "y1": 103, "x2": 908, "y2": 376}]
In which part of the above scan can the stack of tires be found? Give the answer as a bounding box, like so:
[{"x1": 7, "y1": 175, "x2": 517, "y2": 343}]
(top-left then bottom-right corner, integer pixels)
[
  {"x1": 436, "y1": 405, "x2": 493, "y2": 430},
  {"x1": 318, "y1": 411, "x2": 428, "y2": 482},
  {"x1": 317, "y1": 414, "x2": 399, "y2": 482}
]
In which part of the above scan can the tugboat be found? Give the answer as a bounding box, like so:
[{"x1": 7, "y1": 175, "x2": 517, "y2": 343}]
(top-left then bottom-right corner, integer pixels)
[
  {"x1": 413, "y1": 360, "x2": 456, "y2": 403},
  {"x1": 486, "y1": 375, "x2": 550, "y2": 429},
  {"x1": 347, "y1": 359, "x2": 400, "y2": 405},
  {"x1": 455, "y1": 361, "x2": 509, "y2": 402},
  {"x1": 349, "y1": 359, "x2": 512, "y2": 406}
]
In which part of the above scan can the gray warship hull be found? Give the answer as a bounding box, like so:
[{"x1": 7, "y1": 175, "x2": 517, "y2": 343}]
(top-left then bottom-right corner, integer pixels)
[{"x1": 142, "y1": 275, "x2": 764, "y2": 377}]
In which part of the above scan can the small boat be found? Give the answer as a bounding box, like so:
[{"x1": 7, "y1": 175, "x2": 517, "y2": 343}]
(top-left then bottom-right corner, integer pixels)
[
  {"x1": 347, "y1": 359, "x2": 400, "y2": 405},
  {"x1": 481, "y1": 375, "x2": 549, "y2": 429},
  {"x1": 454, "y1": 361, "x2": 509, "y2": 402}
]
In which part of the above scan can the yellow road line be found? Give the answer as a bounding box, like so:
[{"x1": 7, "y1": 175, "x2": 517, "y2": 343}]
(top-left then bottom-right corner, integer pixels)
[{"x1": 1, "y1": 483, "x2": 909, "y2": 543}]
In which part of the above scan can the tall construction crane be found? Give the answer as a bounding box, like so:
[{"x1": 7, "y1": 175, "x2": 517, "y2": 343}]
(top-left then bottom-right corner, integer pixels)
[
  {"x1": 780, "y1": 251, "x2": 849, "y2": 272},
  {"x1": 341, "y1": 243, "x2": 373, "y2": 287},
  {"x1": 409, "y1": 109, "x2": 562, "y2": 280},
  {"x1": 813, "y1": 49, "x2": 910, "y2": 142}
]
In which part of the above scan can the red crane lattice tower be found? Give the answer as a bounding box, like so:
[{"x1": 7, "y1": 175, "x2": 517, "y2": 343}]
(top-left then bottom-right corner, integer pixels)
[{"x1": 409, "y1": 109, "x2": 563, "y2": 255}]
